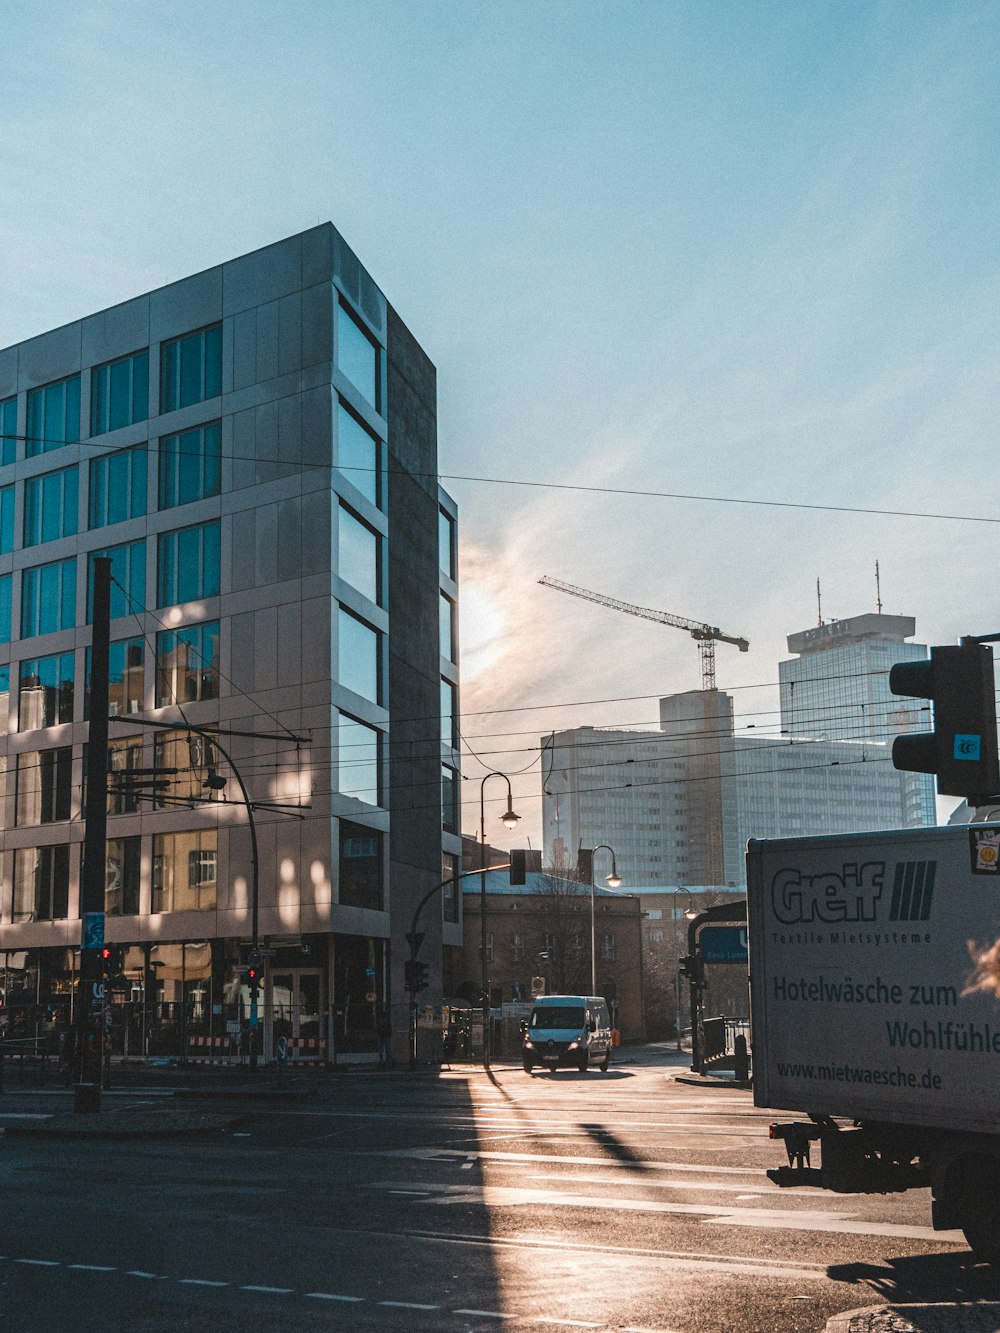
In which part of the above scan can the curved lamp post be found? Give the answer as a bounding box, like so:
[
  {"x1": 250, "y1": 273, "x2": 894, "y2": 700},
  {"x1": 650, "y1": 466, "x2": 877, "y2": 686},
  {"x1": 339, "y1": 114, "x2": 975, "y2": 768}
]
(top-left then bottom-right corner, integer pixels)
[
  {"x1": 590, "y1": 844, "x2": 621, "y2": 996},
  {"x1": 480, "y1": 772, "x2": 520, "y2": 1068}
]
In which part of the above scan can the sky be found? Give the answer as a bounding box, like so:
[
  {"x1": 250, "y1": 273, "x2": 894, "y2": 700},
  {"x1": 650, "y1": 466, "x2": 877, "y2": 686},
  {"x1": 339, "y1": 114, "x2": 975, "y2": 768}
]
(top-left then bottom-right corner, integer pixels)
[{"x1": 2, "y1": 1, "x2": 998, "y2": 848}]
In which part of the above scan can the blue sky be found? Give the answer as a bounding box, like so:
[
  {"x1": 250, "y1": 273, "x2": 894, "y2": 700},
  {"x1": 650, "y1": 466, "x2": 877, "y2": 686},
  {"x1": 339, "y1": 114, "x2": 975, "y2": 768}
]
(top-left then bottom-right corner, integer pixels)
[{"x1": 2, "y1": 1, "x2": 997, "y2": 840}]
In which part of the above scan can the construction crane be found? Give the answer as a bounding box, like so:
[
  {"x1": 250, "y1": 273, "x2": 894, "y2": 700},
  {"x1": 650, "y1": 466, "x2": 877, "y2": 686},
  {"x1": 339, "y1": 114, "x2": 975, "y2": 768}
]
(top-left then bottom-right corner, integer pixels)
[{"x1": 539, "y1": 576, "x2": 749, "y2": 691}]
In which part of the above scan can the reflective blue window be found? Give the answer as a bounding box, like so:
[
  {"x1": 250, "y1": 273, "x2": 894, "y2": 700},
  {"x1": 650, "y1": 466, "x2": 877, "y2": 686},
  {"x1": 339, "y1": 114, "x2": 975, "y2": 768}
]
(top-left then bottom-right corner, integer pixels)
[
  {"x1": 0, "y1": 574, "x2": 10, "y2": 643},
  {"x1": 89, "y1": 444, "x2": 147, "y2": 529},
  {"x1": 0, "y1": 663, "x2": 9, "y2": 736},
  {"x1": 18, "y1": 651, "x2": 75, "y2": 729},
  {"x1": 90, "y1": 350, "x2": 149, "y2": 436},
  {"x1": 87, "y1": 541, "x2": 145, "y2": 621},
  {"x1": 337, "y1": 403, "x2": 380, "y2": 507},
  {"x1": 440, "y1": 593, "x2": 455, "y2": 661},
  {"x1": 337, "y1": 306, "x2": 378, "y2": 410},
  {"x1": 26, "y1": 376, "x2": 80, "y2": 456},
  {"x1": 86, "y1": 635, "x2": 145, "y2": 718},
  {"x1": 338, "y1": 505, "x2": 380, "y2": 605},
  {"x1": 157, "y1": 521, "x2": 220, "y2": 606},
  {"x1": 160, "y1": 325, "x2": 222, "y2": 414},
  {"x1": 155, "y1": 621, "x2": 219, "y2": 705},
  {"x1": 441, "y1": 677, "x2": 456, "y2": 749},
  {"x1": 24, "y1": 465, "x2": 79, "y2": 547},
  {"x1": 21, "y1": 558, "x2": 76, "y2": 637},
  {"x1": 0, "y1": 484, "x2": 13, "y2": 554},
  {"x1": 158, "y1": 422, "x2": 221, "y2": 509},
  {"x1": 0, "y1": 397, "x2": 15, "y2": 466},
  {"x1": 338, "y1": 608, "x2": 380, "y2": 704},
  {"x1": 439, "y1": 508, "x2": 456, "y2": 579},
  {"x1": 337, "y1": 714, "x2": 381, "y2": 806}
]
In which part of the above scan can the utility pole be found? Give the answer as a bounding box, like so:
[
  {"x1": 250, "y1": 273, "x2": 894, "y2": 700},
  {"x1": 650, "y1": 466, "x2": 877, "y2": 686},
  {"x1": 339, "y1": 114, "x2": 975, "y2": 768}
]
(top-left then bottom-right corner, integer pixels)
[{"x1": 76, "y1": 557, "x2": 111, "y2": 1113}]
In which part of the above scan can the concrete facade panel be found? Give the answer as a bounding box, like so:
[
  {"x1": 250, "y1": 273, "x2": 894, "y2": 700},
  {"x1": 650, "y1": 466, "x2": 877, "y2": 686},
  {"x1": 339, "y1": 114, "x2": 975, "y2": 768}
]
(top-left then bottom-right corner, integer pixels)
[
  {"x1": 222, "y1": 234, "x2": 302, "y2": 317},
  {"x1": 81, "y1": 297, "x2": 150, "y2": 366},
  {"x1": 149, "y1": 266, "x2": 223, "y2": 344},
  {"x1": 301, "y1": 283, "x2": 332, "y2": 369},
  {"x1": 18, "y1": 322, "x2": 82, "y2": 390},
  {"x1": 232, "y1": 308, "x2": 257, "y2": 391}
]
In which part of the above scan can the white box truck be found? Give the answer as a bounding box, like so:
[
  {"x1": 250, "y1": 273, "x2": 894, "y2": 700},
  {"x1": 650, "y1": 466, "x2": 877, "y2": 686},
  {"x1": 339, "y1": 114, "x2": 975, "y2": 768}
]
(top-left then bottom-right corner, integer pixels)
[{"x1": 748, "y1": 823, "x2": 1000, "y2": 1260}]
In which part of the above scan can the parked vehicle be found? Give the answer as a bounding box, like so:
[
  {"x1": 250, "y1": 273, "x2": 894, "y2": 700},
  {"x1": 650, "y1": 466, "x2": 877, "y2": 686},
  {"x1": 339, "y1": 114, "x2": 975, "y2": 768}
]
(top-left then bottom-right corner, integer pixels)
[
  {"x1": 522, "y1": 995, "x2": 612, "y2": 1073},
  {"x1": 748, "y1": 824, "x2": 1000, "y2": 1261}
]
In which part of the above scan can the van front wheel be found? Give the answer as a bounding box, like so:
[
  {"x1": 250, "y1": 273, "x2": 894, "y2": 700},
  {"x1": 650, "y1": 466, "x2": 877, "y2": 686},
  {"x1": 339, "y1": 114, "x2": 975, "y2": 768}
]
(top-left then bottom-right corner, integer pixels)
[
  {"x1": 523, "y1": 1059, "x2": 534, "y2": 1074},
  {"x1": 577, "y1": 1051, "x2": 589, "y2": 1073},
  {"x1": 600, "y1": 1049, "x2": 611, "y2": 1072}
]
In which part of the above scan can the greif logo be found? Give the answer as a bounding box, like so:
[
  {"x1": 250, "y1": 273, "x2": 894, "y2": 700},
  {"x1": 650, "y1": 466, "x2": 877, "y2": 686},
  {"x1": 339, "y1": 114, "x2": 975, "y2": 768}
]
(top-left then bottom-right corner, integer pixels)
[
  {"x1": 771, "y1": 863, "x2": 884, "y2": 925},
  {"x1": 888, "y1": 861, "x2": 936, "y2": 922}
]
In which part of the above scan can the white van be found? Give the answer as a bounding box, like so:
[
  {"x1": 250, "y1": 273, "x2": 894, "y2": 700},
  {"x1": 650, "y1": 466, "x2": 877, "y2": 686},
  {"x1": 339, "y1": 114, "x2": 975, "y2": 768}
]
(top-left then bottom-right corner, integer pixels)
[{"x1": 522, "y1": 994, "x2": 613, "y2": 1073}]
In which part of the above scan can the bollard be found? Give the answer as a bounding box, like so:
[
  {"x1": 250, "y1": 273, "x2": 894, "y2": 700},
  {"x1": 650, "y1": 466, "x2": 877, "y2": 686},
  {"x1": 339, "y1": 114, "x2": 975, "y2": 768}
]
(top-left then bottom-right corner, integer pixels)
[{"x1": 733, "y1": 1033, "x2": 749, "y2": 1083}]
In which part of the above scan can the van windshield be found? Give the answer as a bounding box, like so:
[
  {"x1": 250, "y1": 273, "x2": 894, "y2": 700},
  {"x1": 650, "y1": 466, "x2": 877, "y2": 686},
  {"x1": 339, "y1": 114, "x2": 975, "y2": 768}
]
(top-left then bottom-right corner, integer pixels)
[{"x1": 531, "y1": 1006, "x2": 585, "y2": 1030}]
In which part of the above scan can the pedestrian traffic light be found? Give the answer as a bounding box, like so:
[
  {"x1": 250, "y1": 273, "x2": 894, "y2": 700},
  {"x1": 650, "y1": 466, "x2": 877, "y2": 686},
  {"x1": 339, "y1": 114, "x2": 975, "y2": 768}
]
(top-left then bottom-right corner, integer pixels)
[
  {"x1": 404, "y1": 959, "x2": 429, "y2": 994},
  {"x1": 244, "y1": 965, "x2": 259, "y2": 988},
  {"x1": 679, "y1": 954, "x2": 705, "y2": 988},
  {"x1": 889, "y1": 640, "x2": 1000, "y2": 803}
]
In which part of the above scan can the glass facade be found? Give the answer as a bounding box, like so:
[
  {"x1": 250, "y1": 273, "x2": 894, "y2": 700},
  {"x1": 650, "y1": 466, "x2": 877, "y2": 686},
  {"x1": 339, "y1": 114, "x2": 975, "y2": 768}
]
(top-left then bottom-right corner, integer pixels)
[
  {"x1": 18, "y1": 651, "x2": 75, "y2": 730},
  {"x1": 157, "y1": 521, "x2": 220, "y2": 606},
  {"x1": 0, "y1": 484, "x2": 12, "y2": 554},
  {"x1": 89, "y1": 444, "x2": 147, "y2": 529},
  {"x1": 26, "y1": 375, "x2": 80, "y2": 456},
  {"x1": 337, "y1": 403, "x2": 380, "y2": 507},
  {"x1": 86, "y1": 636, "x2": 144, "y2": 718},
  {"x1": 441, "y1": 678, "x2": 456, "y2": 749},
  {"x1": 104, "y1": 836, "x2": 141, "y2": 915},
  {"x1": 106, "y1": 736, "x2": 144, "y2": 815},
  {"x1": 338, "y1": 608, "x2": 380, "y2": 704},
  {"x1": 442, "y1": 763, "x2": 458, "y2": 833},
  {"x1": 21, "y1": 558, "x2": 76, "y2": 637},
  {"x1": 160, "y1": 325, "x2": 222, "y2": 414},
  {"x1": 337, "y1": 715, "x2": 380, "y2": 806},
  {"x1": 23, "y1": 465, "x2": 79, "y2": 547},
  {"x1": 90, "y1": 349, "x2": 149, "y2": 436},
  {"x1": 439, "y1": 507, "x2": 455, "y2": 579},
  {"x1": 155, "y1": 621, "x2": 219, "y2": 706},
  {"x1": 158, "y1": 422, "x2": 221, "y2": 509},
  {"x1": 16, "y1": 747, "x2": 72, "y2": 825},
  {"x1": 13, "y1": 845, "x2": 70, "y2": 921},
  {"x1": 338, "y1": 819, "x2": 382, "y2": 910},
  {"x1": 152, "y1": 830, "x2": 218, "y2": 913},
  {"x1": 442, "y1": 852, "x2": 459, "y2": 924},
  {"x1": 87, "y1": 540, "x2": 145, "y2": 621},
  {"x1": 337, "y1": 306, "x2": 378, "y2": 409},
  {"x1": 440, "y1": 593, "x2": 455, "y2": 661},
  {"x1": 338, "y1": 505, "x2": 380, "y2": 604},
  {"x1": 0, "y1": 397, "x2": 15, "y2": 465}
]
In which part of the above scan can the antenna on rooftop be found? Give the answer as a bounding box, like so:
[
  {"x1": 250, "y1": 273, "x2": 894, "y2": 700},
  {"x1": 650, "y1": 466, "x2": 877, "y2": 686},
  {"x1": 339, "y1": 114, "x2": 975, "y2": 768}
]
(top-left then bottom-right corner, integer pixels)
[
  {"x1": 816, "y1": 578, "x2": 823, "y2": 627},
  {"x1": 875, "y1": 560, "x2": 883, "y2": 615}
]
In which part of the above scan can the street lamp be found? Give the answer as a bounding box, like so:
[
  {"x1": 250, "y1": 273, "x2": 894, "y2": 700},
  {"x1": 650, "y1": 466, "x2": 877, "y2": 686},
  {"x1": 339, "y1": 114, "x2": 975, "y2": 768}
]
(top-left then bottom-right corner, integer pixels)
[
  {"x1": 590, "y1": 844, "x2": 621, "y2": 996},
  {"x1": 480, "y1": 772, "x2": 520, "y2": 1068}
]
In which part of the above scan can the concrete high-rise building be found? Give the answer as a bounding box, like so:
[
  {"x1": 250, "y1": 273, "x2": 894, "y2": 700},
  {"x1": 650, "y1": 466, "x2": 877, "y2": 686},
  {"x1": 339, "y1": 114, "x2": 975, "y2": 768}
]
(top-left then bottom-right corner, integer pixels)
[
  {"x1": 0, "y1": 224, "x2": 461, "y2": 1063},
  {"x1": 542, "y1": 613, "x2": 935, "y2": 887}
]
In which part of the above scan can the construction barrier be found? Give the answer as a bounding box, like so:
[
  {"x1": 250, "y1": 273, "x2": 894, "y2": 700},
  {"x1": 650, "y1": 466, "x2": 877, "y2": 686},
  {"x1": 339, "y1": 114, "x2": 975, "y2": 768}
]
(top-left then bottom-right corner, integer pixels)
[
  {"x1": 285, "y1": 1037, "x2": 326, "y2": 1063},
  {"x1": 187, "y1": 1035, "x2": 234, "y2": 1065}
]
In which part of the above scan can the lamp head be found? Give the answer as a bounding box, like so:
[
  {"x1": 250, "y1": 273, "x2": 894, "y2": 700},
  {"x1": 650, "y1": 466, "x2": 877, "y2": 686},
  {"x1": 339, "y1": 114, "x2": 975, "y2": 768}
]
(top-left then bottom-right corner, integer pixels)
[
  {"x1": 501, "y1": 805, "x2": 521, "y2": 830},
  {"x1": 605, "y1": 872, "x2": 622, "y2": 889}
]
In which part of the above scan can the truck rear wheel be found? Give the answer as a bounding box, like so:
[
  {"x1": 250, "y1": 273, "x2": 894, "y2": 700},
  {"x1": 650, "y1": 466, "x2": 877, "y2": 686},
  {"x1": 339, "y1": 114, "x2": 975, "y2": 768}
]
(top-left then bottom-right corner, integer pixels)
[{"x1": 958, "y1": 1161, "x2": 1000, "y2": 1263}]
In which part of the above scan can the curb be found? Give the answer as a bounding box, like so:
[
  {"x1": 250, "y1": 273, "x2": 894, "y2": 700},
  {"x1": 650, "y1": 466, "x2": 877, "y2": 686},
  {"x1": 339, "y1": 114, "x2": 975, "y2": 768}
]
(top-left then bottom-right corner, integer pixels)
[
  {"x1": 826, "y1": 1304, "x2": 1000, "y2": 1332},
  {"x1": 673, "y1": 1074, "x2": 752, "y2": 1090}
]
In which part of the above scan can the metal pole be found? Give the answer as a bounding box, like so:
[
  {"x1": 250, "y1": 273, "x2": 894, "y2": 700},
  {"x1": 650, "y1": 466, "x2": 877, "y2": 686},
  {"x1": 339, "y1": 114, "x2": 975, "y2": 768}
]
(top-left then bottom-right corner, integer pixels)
[
  {"x1": 590, "y1": 875, "x2": 596, "y2": 995},
  {"x1": 76, "y1": 557, "x2": 111, "y2": 1113},
  {"x1": 480, "y1": 779, "x2": 489, "y2": 1069}
]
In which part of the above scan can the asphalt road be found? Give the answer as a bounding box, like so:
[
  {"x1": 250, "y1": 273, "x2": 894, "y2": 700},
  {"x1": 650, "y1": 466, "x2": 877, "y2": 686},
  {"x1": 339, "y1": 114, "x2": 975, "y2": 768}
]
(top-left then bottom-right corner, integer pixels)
[{"x1": 0, "y1": 1046, "x2": 997, "y2": 1332}]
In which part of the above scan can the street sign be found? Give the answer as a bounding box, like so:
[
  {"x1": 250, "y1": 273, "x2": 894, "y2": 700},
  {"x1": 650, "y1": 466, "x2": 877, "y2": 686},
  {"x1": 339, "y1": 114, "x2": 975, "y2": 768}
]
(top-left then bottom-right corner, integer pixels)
[
  {"x1": 83, "y1": 912, "x2": 105, "y2": 950},
  {"x1": 248, "y1": 949, "x2": 261, "y2": 967},
  {"x1": 699, "y1": 926, "x2": 749, "y2": 964}
]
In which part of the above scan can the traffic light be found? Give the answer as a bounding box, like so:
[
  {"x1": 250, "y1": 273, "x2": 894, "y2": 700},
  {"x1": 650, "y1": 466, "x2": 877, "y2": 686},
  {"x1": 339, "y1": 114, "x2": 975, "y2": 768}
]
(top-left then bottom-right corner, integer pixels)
[
  {"x1": 679, "y1": 954, "x2": 705, "y2": 989},
  {"x1": 509, "y1": 849, "x2": 541, "y2": 884},
  {"x1": 404, "y1": 959, "x2": 429, "y2": 994},
  {"x1": 889, "y1": 640, "x2": 1000, "y2": 803},
  {"x1": 244, "y1": 965, "x2": 259, "y2": 988},
  {"x1": 100, "y1": 944, "x2": 124, "y2": 976}
]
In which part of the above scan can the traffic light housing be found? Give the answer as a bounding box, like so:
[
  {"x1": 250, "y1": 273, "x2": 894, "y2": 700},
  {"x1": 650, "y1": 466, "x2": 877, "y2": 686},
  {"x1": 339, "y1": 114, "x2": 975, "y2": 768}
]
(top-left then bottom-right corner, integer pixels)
[
  {"x1": 509, "y1": 849, "x2": 541, "y2": 885},
  {"x1": 890, "y1": 640, "x2": 1000, "y2": 803},
  {"x1": 404, "y1": 959, "x2": 429, "y2": 994},
  {"x1": 244, "y1": 965, "x2": 259, "y2": 988}
]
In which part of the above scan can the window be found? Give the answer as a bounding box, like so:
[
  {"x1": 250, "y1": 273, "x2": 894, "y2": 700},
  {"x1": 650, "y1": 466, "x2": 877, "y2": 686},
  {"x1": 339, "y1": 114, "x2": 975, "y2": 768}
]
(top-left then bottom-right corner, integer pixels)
[
  {"x1": 337, "y1": 305, "x2": 378, "y2": 409},
  {"x1": 90, "y1": 349, "x2": 149, "y2": 436},
  {"x1": 511, "y1": 931, "x2": 525, "y2": 963},
  {"x1": 337, "y1": 714, "x2": 380, "y2": 806},
  {"x1": 0, "y1": 484, "x2": 12, "y2": 553},
  {"x1": 26, "y1": 375, "x2": 80, "y2": 456},
  {"x1": 441, "y1": 677, "x2": 456, "y2": 749},
  {"x1": 106, "y1": 736, "x2": 144, "y2": 815},
  {"x1": 155, "y1": 621, "x2": 219, "y2": 706},
  {"x1": 442, "y1": 764, "x2": 458, "y2": 833},
  {"x1": 484, "y1": 931, "x2": 495, "y2": 964},
  {"x1": 440, "y1": 593, "x2": 455, "y2": 661},
  {"x1": 16, "y1": 747, "x2": 72, "y2": 825},
  {"x1": 103, "y1": 836, "x2": 141, "y2": 915},
  {"x1": 86, "y1": 636, "x2": 144, "y2": 718},
  {"x1": 0, "y1": 574, "x2": 9, "y2": 644},
  {"x1": 442, "y1": 852, "x2": 459, "y2": 924},
  {"x1": 18, "y1": 652, "x2": 74, "y2": 729},
  {"x1": 338, "y1": 505, "x2": 380, "y2": 604},
  {"x1": 439, "y1": 508, "x2": 456, "y2": 580},
  {"x1": 0, "y1": 664, "x2": 9, "y2": 736},
  {"x1": 0, "y1": 397, "x2": 15, "y2": 466},
  {"x1": 649, "y1": 929, "x2": 664, "y2": 944},
  {"x1": 571, "y1": 932, "x2": 586, "y2": 962},
  {"x1": 23, "y1": 465, "x2": 79, "y2": 547},
  {"x1": 160, "y1": 324, "x2": 222, "y2": 414},
  {"x1": 338, "y1": 819, "x2": 382, "y2": 910},
  {"x1": 157, "y1": 521, "x2": 220, "y2": 605},
  {"x1": 153, "y1": 730, "x2": 220, "y2": 808},
  {"x1": 158, "y1": 422, "x2": 221, "y2": 509},
  {"x1": 601, "y1": 933, "x2": 617, "y2": 962},
  {"x1": 337, "y1": 403, "x2": 380, "y2": 507},
  {"x1": 645, "y1": 908, "x2": 662, "y2": 921},
  {"x1": 21, "y1": 558, "x2": 76, "y2": 637},
  {"x1": 338, "y1": 608, "x2": 380, "y2": 704},
  {"x1": 151, "y1": 830, "x2": 217, "y2": 912},
  {"x1": 89, "y1": 444, "x2": 147, "y2": 529},
  {"x1": 87, "y1": 540, "x2": 145, "y2": 621},
  {"x1": 13, "y1": 845, "x2": 70, "y2": 921}
]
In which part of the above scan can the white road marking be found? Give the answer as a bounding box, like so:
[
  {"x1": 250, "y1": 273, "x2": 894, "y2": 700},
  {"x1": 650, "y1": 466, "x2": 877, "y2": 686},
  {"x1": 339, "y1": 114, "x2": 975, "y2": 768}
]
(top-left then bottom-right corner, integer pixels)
[
  {"x1": 16, "y1": 1259, "x2": 59, "y2": 1266},
  {"x1": 382, "y1": 1147, "x2": 764, "y2": 1174},
  {"x1": 126, "y1": 1271, "x2": 160, "y2": 1278},
  {"x1": 305, "y1": 1292, "x2": 364, "y2": 1302},
  {"x1": 241, "y1": 1284, "x2": 292, "y2": 1293},
  {"x1": 179, "y1": 1278, "x2": 228, "y2": 1287},
  {"x1": 69, "y1": 1264, "x2": 117, "y2": 1272},
  {"x1": 379, "y1": 1300, "x2": 440, "y2": 1310},
  {"x1": 526, "y1": 1171, "x2": 833, "y2": 1197},
  {"x1": 454, "y1": 1310, "x2": 507, "y2": 1320},
  {"x1": 536, "y1": 1319, "x2": 602, "y2": 1329}
]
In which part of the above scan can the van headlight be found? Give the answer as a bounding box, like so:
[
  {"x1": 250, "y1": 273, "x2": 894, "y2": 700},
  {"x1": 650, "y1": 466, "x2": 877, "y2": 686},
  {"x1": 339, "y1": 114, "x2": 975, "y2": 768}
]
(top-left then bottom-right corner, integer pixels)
[
  {"x1": 566, "y1": 1039, "x2": 579, "y2": 1050},
  {"x1": 523, "y1": 1038, "x2": 534, "y2": 1049}
]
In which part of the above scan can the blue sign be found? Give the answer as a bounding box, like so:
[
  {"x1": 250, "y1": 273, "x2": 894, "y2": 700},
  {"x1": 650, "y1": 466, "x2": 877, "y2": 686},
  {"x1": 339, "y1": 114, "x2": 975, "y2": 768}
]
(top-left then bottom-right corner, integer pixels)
[
  {"x1": 954, "y1": 734, "x2": 981, "y2": 761},
  {"x1": 83, "y1": 912, "x2": 105, "y2": 950},
  {"x1": 699, "y1": 926, "x2": 748, "y2": 964}
]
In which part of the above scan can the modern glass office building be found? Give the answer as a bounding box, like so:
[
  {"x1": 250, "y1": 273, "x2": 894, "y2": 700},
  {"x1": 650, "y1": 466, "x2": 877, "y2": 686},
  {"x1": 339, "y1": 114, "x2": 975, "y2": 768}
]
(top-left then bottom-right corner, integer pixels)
[{"x1": 0, "y1": 225, "x2": 461, "y2": 1063}]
